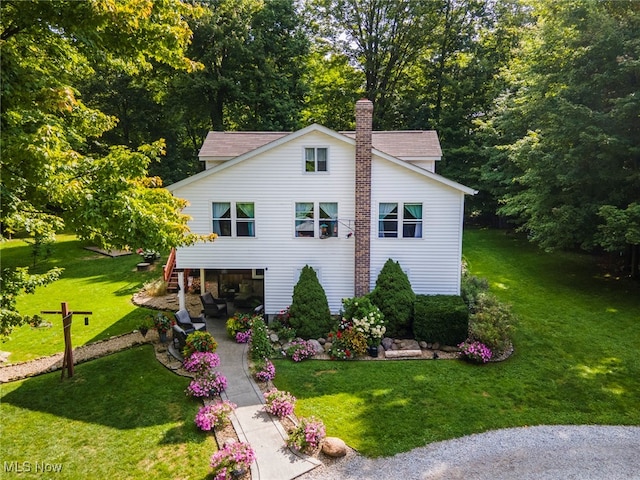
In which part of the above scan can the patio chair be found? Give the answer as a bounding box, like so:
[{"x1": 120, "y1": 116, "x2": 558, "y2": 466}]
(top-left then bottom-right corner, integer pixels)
[
  {"x1": 200, "y1": 292, "x2": 228, "y2": 318},
  {"x1": 174, "y1": 309, "x2": 207, "y2": 332},
  {"x1": 172, "y1": 324, "x2": 192, "y2": 351}
]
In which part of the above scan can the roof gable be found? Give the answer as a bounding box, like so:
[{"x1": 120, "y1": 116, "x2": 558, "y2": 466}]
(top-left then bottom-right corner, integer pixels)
[
  {"x1": 199, "y1": 129, "x2": 442, "y2": 161},
  {"x1": 168, "y1": 123, "x2": 475, "y2": 195}
]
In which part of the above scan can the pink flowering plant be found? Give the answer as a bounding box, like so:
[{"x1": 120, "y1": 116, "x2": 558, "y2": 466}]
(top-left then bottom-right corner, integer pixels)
[
  {"x1": 186, "y1": 370, "x2": 228, "y2": 398},
  {"x1": 235, "y1": 330, "x2": 252, "y2": 343},
  {"x1": 210, "y1": 441, "x2": 256, "y2": 480},
  {"x1": 263, "y1": 388, "x2": 296, "y2": 418},
  {"x1": 284, "y1": 339, "x2": 317, "y2": 362},
  {"x1": 182, "y1": 351, "x2": 221, "y2": 375},
  {"x1": 254, "y1": 359, "x2": 276, "y2": 382},
  {"x1": 194, "y1": 401, "x2": 237, "y2": 431},
  {"x1": 457, "y1": 340, "x2": 492, "y2": 364},
  {"x1": 286, "y1": 416, "x2": 326, "y2": 453}
]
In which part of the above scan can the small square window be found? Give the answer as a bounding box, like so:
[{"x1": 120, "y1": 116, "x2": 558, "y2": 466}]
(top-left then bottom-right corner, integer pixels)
[{"x1": 304, "y1": 147, "x2": 328, "y2": 172}]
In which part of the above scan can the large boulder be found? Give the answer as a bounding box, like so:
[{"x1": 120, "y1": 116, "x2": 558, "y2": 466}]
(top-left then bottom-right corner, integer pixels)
[{"x1": 322, "y1": 437, "x2": 347, "y2": 457}]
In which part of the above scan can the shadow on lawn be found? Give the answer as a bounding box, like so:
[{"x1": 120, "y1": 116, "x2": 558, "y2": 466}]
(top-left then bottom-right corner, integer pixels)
[{"x1": 1, "y1": 345, "x2": 203, "y2": 434}]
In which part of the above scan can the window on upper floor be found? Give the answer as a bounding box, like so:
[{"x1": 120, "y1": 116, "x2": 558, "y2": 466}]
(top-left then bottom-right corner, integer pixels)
[
  {"x1": 304, "y1": 147, "x2": 328, "y2": 172},
  {"x1": 212, "y1": 202, "x2": 255, "y2": 237},
  {"x1": 378, "y1": 202, "x2": 422, "y2": 238},
  {"x1": 295, "y1": 202, "x2": 338, "y2": 238}
]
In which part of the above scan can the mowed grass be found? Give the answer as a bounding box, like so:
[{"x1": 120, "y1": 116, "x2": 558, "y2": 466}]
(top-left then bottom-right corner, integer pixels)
[
  {"x1": 1, "y1": 235, "x2": 162, "y2": 363},
  {"x1": 273, "y1": 228, "x2": 640, "y2": 457},
  {"x1": 0, "y1": 345, "x2": 215, "y2": 479}
]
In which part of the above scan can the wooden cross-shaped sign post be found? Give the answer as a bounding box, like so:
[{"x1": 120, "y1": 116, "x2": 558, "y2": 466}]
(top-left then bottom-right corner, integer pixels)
[{"x1": 41, "y1": 302, "x2": 92, "y2": 379}]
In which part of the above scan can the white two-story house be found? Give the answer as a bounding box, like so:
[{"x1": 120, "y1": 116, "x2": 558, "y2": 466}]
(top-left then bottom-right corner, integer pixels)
[{"x1": 167, "y1": 100, "x2": 476, "y2": 316}]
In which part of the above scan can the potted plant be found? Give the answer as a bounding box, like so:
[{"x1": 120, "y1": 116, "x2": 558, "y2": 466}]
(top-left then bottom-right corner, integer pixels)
[
  {"x1": 153, "y1": 312, "x2": 172, "y2": 342},
  {"x1": 138, "y1": 317, "x2": 153, "y2": 337}
]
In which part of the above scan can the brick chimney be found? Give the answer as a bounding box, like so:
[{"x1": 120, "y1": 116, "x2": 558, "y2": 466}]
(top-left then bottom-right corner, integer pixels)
[{"x1": 354, "y1": 99, "x2": 373, "y2": 297}]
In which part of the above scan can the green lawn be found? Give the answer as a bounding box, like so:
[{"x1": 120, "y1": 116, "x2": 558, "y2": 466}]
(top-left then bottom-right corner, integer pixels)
[
  {"x1": 273, "y1": 228, "x2": 640, "y2": 457},
  {"x1": 1, "y1": 235, "x2": 162, "y2": 362},
  {"x1": 0, "y1": 345, "x2": 215, "y2": 479}
]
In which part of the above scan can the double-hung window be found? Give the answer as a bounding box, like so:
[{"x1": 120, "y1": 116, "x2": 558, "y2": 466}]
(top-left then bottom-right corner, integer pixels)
[
  {"x1": 212, "y1": 202, "x2": 232, "y2": 236},
  {"x1": 378, "y1": 202, "x2": 422, "y2": 238},
  {"x1": 320, "y1": 202, "x2": 338, "y2": 238},
  {"x1": 212, "y1": 202, "x2": 255, "y2": 237},
  {"x1": 304, "y1": 147, "x2": 328, "y2": 172},
  {"x1": 236, "y1": 202, "x2": 255, "y2": 237},
  {"x1": 295, "y1": 202, "x2": 338, "y2": 238},
  {"x1": 295, "y1": 202, "x2": 315, "y2": 237}
]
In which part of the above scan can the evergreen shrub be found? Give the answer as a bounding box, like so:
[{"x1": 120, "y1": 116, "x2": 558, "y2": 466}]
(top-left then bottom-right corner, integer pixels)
[
  {"x1": 288, "y1": 265, "x2": 332, "y2": 339},
  {"x1": 369, "y1": 259, "x2": 415, "y2": 338},
  {"x1": 413, "y1": 294, "x2": 468, "y2": 346}
]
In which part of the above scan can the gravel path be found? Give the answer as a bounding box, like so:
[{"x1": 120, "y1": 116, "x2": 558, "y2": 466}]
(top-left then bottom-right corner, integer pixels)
[{"x1": 298, "y1": 425, "x2": 640, "y2": 480}]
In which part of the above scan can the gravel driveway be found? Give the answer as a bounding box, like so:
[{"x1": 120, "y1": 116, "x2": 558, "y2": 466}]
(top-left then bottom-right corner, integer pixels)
[{"x1": 299, "y1": 425, "x2": 640, "y2": 480}]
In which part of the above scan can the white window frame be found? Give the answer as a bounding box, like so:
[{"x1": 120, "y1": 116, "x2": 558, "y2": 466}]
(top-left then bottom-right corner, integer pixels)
[
  {"x1": 378, "y1": 202, "x2": 423, "y2": 239},
  {"x1": 303, "y1": 146, "x2": 329, "y2": 173},
  {"x1": 212, "y1": 201, "x2": 256, "y2": 238},
  {"x1": 294, "y1": 202, "x2": 339, "y2": 238}
]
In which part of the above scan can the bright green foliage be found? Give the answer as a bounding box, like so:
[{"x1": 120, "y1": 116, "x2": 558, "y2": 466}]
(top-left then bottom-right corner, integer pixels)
[
  {"x1": 288, "y1": 265, "x2": 332, "y2": 339},
  {"x1": 596, "y1": 203, "x2": 640, "y2": 277},
  {"x1": 249, "y1": 317, "x2": 275, "y2": 361},
  {"x1": 301, "y1": 47, "x2": 364, "y2": 130},
  {"x1": 468, "y1": 292, "x2": 515, "y2": 356},
  {"x1": 369, "y1": 259, "x2": 415, "y2": 338},
  {"x1": 478, "y1": 0, "x2": 640, "y2": 265},
  {"x1": 0, "y1": 0, "x2": 211, "y2": 335},
  {"x1": 413, "y1": 294, "x2": 468, "y2": 346},
  {"x1": 0, "y1": 267, "x2": 63, "y2": 337}
]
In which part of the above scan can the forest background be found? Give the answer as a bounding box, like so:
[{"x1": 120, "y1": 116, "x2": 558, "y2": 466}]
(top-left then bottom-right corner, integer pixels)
[{"x1": 1, "y1": 0, "x2": 639, "y2": 332}]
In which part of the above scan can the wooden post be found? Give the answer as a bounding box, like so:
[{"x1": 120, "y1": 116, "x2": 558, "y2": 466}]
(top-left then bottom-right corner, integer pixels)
[{"x1": 41, "y1": 302, "x2": 92, "y2": 379}]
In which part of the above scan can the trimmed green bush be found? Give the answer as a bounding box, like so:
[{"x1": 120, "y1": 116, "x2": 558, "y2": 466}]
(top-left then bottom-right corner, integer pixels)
[
  {"x1": 288, "y1": 265, "x2": 332, "y2": 339},
  {"x1": 369, "y1": 259, "x2": 415, "y2": 338},
  {"x1": 413, "y1": 294, "x2": 468, "y2": 346},
  {"x1": 468, "y1": 292, "x2": 515, "y2": 355}
]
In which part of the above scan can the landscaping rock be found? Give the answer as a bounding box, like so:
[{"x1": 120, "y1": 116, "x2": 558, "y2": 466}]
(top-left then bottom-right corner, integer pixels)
[
  {"x1": 419, "y1": 341, "x2": 428, "y2": 349},
  {"x1": 324, "y1": 342, "x2": 332, "y2": 353},
  {"x1": 318, "y1": 337, "x2": 326, "y2": 345},
  {"x1": 396, "y1": 339, "x2": 421, "y2": 350},
  {"x1": 322, "y1": 437, "x2": 347, "y2": 457},
  {"x1": 441, "y1": 345, "x2": 459, "y2": 353},
  {"x1": 308, "y1": 339, "x2": 324, "y2": 354},
  {"x1": 384, "y1": 349, "x2": 422, "y2": 359},
  {"x1": 381, "y1": 337, "x2": 394, "y2": 351},
  {"x1": 269, "y1": 333, "x2": 279, "y2": 343}
]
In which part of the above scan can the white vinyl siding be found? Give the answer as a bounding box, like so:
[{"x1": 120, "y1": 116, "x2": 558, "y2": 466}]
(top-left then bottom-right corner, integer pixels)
[
  {"x1": 174, "y1": 131, "x2": 355, "y2": 313},
  {"x1": 371, "y1": 158, "x2": 464, "y2": 295},
  {"x1": 172, "y1": 129, "x2": 467, "y2": 313}
]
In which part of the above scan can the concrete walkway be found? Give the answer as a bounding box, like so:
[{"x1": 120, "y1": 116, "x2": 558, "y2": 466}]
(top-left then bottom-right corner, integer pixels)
[{"x1": 204, "y1": 317, "x2": 321, "y2": 480}]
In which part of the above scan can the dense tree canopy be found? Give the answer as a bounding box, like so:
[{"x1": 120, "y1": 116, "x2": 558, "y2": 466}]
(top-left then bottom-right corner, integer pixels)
[
  {"x1": 477, "y1": 0, "x2": 640, "y2": 274},
  {"x1": 0, "y1": 0, "x2": 213, "y2": 333},
  {"x1": 2, "y1": 0, "x2": 639, "y2": 336}
]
